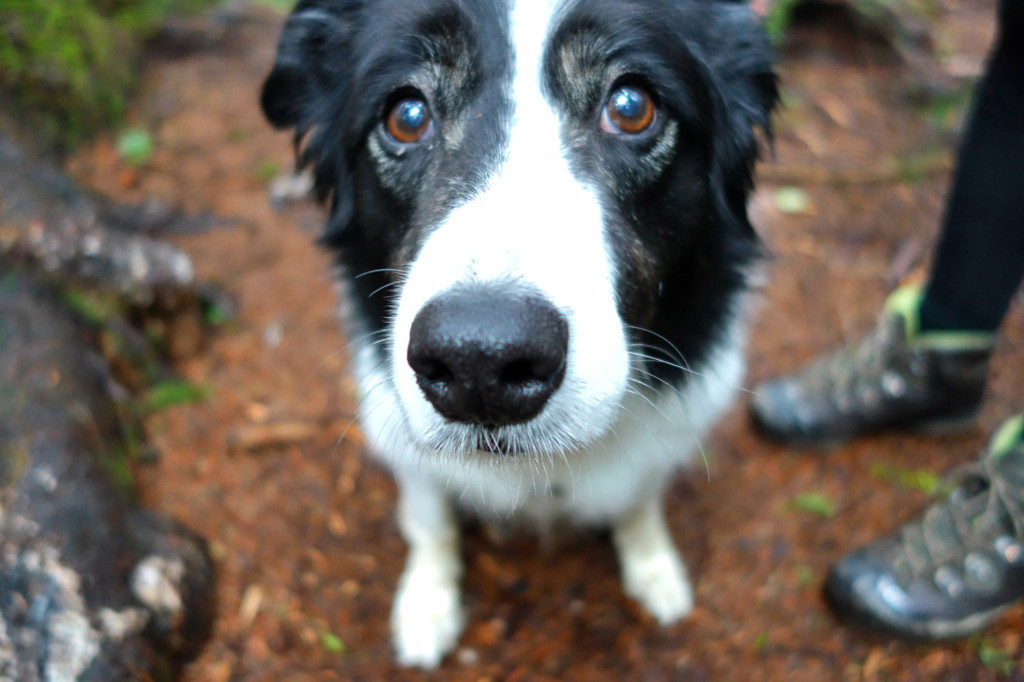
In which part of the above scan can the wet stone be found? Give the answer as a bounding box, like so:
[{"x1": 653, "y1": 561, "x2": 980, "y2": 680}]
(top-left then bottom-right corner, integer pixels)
[{"x1": 0, "y1": 272, "x2": 214, "y2": 681}]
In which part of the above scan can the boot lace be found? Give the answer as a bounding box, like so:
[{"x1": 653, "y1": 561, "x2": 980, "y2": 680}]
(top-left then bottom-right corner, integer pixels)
[
  {"x1": 801, "y1": 315, "x2": 908, "y2": 407},
  {"x1": 895, "y1": 458, "x2": 1024, "y2": 584}
]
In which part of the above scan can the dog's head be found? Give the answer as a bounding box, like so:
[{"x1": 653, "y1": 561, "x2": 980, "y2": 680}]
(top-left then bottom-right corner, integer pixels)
[{"x1": 262, "y1": 0, "x2": 776, "y2": 458}]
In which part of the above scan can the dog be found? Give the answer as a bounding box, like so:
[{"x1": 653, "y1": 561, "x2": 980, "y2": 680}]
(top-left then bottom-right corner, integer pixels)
[{"x1": 262, "y1": 0, "x2": 776, "y2": 668}]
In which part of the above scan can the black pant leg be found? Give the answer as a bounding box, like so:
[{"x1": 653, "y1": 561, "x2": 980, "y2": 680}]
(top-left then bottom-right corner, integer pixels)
[{"x1": 919, "y1": 0, "x2": 1024, "y2": 333}]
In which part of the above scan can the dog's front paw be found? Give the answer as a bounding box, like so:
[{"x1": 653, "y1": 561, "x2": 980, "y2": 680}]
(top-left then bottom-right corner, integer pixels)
[
  {"x1": 391, "y1": 568, "x2": 464, "y2": 668},
  {"x1": 621, "y1": 547, "x2": 694, "y2": 625}
]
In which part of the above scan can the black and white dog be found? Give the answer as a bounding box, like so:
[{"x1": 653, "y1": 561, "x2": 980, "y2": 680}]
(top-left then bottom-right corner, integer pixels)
[{"x1": 262, "y1": 0, "x2": 775, "y2": 667}]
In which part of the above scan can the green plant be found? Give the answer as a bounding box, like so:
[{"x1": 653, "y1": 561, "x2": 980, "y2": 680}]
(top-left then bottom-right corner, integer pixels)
[
  {"x1": 255, "y1": 159, "x2": 282, "y2": 183},
  {"x1": 143, "y1": 380, "x2": 211, "y2": 412},
  {"x1": 972, "y1": 635, "x2": 1017, "y2": 676},
  {"x1": 869, "y1": 463, "x2": 943, "y2": 495},
  {"x1": 0, "y1": 0, "x2": 213, "y2": 149},
  {"x1": 789, "y1": 492, "x2": 838, "y2": 518},
  {"x1": 764, "y1": 0, "x2": 804, "y2": 45},
  {"x1": 253, "y1": 0, "x2": 297, "y2": 12},
  {"x1": 117, "y1": 127, "x2": 155, "y2": 166},
  {"x1": 320, "y1": 631, "x2": 346, "y2": 655},
  {"x1": 764, "y1": 0, "x2": 939, "y2": 46}
]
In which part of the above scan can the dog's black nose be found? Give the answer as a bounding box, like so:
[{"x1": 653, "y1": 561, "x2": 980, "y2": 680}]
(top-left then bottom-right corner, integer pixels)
[{"x1": 408, "y1": 289, "x2": 569, "y2": 427}]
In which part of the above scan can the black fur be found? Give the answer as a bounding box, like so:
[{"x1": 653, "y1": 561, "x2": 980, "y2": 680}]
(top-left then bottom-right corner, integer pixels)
[
  {"x1": 261, "y1": 0, "x2": 777, "y2": 386},
  {"x1": 542, "y1": 0, "x2": 776, "y2": 380}
]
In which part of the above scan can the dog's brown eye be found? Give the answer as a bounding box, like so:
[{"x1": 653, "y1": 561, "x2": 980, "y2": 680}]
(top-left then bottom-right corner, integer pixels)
[
  {"x1": 601, "y1": 85, "x2": 656, "y2": 134},
  {"x1": 386, "y1": 98, "x2": 434, "y2": 144}
]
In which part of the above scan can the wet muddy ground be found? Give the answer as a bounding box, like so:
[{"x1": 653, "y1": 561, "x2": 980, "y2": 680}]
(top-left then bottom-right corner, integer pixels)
[{"x1": 67, "y1": 2, "x2": 1024, "y2": 679}]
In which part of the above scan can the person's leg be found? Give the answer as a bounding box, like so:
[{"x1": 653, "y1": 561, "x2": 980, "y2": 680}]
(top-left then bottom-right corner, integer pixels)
[
  {"x1": 750, "y1": 0, "x2": 1023, "y2": 446},
  {"x1": 920, "y1": 0, "x2": 1024, "y2": 333}
]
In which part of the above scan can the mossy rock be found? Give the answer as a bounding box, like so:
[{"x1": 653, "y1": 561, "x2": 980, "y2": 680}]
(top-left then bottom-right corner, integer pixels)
[{"x1": 0, "y1": 269, "x2": 215, "y2": 680}]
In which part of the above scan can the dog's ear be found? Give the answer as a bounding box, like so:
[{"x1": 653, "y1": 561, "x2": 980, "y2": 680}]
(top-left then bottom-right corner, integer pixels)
[
  {"x1": 261, "y1": 1, "x2": 353, "y2": 129},
  {"x1": 700, "y1": 3, "x2": 778, "y2": 242},
  {"x1": 261, "y1": 1, "x2": 359, "y2": 238}
]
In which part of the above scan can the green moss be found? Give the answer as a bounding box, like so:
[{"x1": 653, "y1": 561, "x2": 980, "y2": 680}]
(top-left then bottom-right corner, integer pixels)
[
  {"x1": 765, "y1": 0, "x2": 940, "y2": 46},
  {"x1": 0, "y1": 0, "x2": 214, "y2": 150},
  {"x1": 143, "y1": 380, "x2": 211, "y2": 413},
  {"x1": 61, "y1": 288, "x2": 122, "y2": 325},
  {"x1": 252, "y1": 0, "x2": 297, "y2": 13},
  {"x1": 764, "y1": 0, "x2": 803, "y2": 45}
]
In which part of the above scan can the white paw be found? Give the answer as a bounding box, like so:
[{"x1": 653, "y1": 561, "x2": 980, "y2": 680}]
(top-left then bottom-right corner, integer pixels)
[
  {"x1": 620, "y1": 549, "x2": 694, "y2": 625},
  {"x1": 391, "y1": 569, "x2": 464, "y2": 668}
]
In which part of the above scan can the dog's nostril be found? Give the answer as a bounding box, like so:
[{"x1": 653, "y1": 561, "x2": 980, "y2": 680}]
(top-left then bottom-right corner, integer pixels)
[
  {"x1": 407, "y1": 288, "x2": 569, "y2": 427},
  {"x1": 498, "y1": 357, "x2": 564, "y2": 398},
  {"x1": 416, "y1": 359, "x2": 454, "y2": 385},
  {"x1": 500, "y1": 358, "x2": 542, "y2": 387}
]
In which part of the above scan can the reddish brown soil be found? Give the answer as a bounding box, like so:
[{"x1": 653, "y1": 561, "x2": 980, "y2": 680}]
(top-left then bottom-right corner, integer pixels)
[{"x1": 70, "y1": 3, "x2": 1024, "y2": 680}]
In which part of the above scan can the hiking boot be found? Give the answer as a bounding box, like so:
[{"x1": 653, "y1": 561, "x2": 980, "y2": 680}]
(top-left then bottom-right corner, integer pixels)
[
  {"x1": 751, "y1": 286, "x2": 994, "y2": 446},
  {"x1": 825, "y1": 416, "x2": 1024, "y2": 640}
]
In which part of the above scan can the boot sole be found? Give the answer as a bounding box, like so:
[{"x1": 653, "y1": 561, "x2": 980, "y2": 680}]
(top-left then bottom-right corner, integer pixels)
[
  {"x1": 751, "y1": 409, "x2": 980, "y2": 450},
  {"x1": 825, "y1": 571, "x2": 1011, "y2": 642},
  {"x1": 911, "y1": 412, "x2": 981, "y2": 437}
]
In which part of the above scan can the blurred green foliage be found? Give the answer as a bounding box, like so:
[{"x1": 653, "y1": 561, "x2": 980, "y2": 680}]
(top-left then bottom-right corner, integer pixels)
[
  {"x1": 869, "y1": 462, "x2": 943, "y2": 495},
  {"x1": 143, "y1": 379, "x2": 211, "y2": 413},
  {"x1": 253, "y1": 0, "x2": 296, "y2": 12},
  {"x1": 0, "y1": 0, "x2": 213, "y2": 149},
  {"x1": 764, "y1": 0, "x2": 804, "y2": 45},
  {"x1": 117, "y1": 126, "x2": 155, "y2": 166},
  {"x1": 789, "y1": 491, "x2": 838, "y2": 518},
  {"x1": 764, "y1": 0, "x2": 940, "y2": 46}
]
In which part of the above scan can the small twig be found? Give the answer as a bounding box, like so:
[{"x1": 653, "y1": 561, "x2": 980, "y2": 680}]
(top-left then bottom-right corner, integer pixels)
[{"x1": 226, "y1": 417, "x2": 355, "y2": 454}]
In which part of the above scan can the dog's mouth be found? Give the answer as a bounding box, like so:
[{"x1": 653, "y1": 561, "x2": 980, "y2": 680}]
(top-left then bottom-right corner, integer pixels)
[{"x1": 474, "y1": 430, "x2": 517, "y2": 456}]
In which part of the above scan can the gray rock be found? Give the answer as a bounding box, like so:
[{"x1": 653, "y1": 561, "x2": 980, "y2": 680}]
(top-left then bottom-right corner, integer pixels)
[
  {"x1": 0, "y1": 271, "x2": 214, "y2": 681},
  {"x1": 0, "y1": 129, "x2": 210, "y2": 309}
]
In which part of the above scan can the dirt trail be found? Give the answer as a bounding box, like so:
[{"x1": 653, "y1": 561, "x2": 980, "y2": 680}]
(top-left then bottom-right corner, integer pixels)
[{"x1": 68, "y1": 4, "x2": 1023, "y2": 680}]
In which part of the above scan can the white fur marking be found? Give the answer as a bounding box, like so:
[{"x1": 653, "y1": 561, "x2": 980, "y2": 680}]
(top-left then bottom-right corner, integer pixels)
[
  {"x1": 390, "y1": 476, "x2": 464, "y2": 668},
  {"x1": 613, "y1": 498, "x2": 694, "y2": 624},
  {"x1": 390, "y1": 0, "x2": 629, "y2": 461}
]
